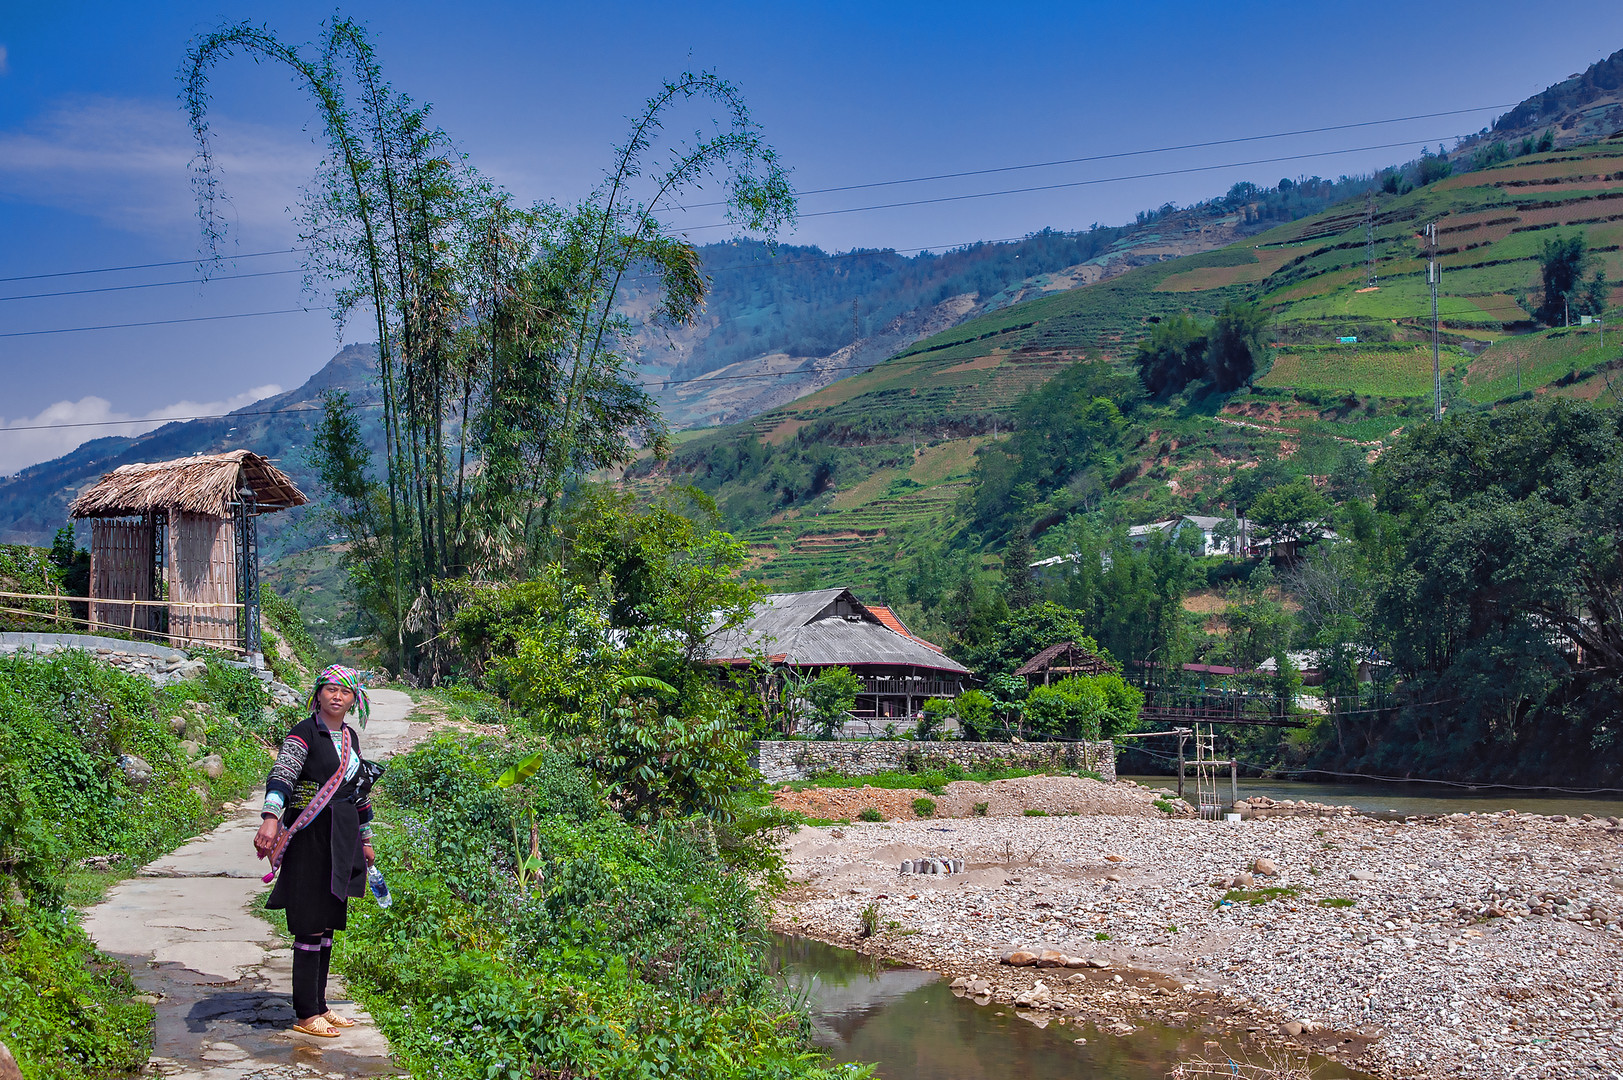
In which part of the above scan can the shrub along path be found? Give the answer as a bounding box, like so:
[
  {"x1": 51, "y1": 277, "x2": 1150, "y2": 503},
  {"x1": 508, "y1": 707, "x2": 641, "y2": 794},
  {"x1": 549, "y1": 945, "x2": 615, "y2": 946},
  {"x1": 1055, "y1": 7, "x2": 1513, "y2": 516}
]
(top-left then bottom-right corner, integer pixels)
[{"x1": 81, "y1": 688, "x2": 428, "y2": 1080}]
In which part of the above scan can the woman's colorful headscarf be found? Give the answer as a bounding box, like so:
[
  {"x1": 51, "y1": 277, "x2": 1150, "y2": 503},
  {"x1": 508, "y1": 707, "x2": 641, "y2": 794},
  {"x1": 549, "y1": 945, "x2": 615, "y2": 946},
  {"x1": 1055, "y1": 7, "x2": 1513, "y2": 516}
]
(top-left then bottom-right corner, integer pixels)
[{"x1": 307, "y1": 664, "x2": 371, "y2": 727}]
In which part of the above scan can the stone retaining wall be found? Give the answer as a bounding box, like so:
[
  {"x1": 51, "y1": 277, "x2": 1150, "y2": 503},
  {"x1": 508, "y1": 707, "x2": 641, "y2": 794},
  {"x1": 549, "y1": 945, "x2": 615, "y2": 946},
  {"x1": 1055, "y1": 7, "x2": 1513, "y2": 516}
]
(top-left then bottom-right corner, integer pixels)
[
  {"x1": 750, "y1": 739, "x2": 1115, "y2": 784},
  {"x1": 0, "y1": 631, "x2": 300, "y2": 705}
]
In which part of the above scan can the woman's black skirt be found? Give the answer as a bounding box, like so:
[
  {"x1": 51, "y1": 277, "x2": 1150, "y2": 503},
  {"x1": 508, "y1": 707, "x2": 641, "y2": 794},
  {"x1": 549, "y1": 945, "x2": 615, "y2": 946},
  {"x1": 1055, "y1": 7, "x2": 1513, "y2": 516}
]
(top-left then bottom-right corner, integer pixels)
[{"x1": 266, "y1": 798, "x2": 366, "y2": 936}]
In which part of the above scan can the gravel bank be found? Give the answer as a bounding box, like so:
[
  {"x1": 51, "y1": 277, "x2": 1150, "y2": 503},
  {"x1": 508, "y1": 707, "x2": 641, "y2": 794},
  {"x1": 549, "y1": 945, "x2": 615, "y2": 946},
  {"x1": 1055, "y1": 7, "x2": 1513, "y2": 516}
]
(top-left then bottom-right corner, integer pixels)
[{"x1": 770, "y1": 807, "x2": 1623, "y2": 1079}]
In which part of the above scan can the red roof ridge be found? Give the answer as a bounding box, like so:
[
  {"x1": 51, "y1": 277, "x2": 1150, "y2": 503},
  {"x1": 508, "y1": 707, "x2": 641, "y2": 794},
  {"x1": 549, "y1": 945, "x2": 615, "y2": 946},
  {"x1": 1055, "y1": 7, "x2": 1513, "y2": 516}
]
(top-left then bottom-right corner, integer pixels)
[{"x1": 864, "y1": 603, "x2": 947, "y2": 654}]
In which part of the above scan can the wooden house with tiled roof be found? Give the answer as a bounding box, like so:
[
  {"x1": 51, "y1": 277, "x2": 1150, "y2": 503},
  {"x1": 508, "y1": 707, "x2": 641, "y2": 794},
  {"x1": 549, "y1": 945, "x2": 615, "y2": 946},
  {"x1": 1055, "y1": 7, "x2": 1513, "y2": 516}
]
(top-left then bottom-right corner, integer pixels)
[{"x1": 706, "y1": 588, "x2": 969, "y2": 728}]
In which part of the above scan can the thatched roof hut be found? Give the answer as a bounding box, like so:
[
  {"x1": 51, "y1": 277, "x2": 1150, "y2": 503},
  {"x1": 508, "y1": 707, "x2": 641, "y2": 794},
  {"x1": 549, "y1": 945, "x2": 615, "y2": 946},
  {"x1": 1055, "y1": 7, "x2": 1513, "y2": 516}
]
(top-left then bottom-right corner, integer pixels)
[
  {"x1": 68, "y1": 450, "x2": 306, "y2": 655},
  {"x1": 69, "y1": 450, "x2": 305, "y2": 519},
  {"x1": 1015, "y1": 641, "x2": 1116, "y2": 686}
]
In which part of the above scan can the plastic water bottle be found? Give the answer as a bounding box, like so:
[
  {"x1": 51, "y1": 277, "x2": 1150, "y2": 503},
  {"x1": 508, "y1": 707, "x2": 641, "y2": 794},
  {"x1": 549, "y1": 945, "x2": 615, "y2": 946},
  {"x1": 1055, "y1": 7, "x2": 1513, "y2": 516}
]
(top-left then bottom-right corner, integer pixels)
[{"x1": 367, "y1": 865, "x2": 392, "y2": 909}]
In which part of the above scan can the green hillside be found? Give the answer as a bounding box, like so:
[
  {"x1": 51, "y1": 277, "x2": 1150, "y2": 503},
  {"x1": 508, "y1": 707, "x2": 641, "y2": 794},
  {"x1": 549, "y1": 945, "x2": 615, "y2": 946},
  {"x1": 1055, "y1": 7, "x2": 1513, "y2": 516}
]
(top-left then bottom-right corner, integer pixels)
[{"x1": 636, "y1": 138, "x2": 1623, "y2": 593}]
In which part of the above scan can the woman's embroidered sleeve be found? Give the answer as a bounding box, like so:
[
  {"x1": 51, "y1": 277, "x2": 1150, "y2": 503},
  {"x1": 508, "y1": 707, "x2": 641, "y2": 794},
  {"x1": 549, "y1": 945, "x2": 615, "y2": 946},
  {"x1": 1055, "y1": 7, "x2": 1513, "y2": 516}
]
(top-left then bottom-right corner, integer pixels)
[{"x1": 262, "y1": 734, "x2": 308, "y2": 815}]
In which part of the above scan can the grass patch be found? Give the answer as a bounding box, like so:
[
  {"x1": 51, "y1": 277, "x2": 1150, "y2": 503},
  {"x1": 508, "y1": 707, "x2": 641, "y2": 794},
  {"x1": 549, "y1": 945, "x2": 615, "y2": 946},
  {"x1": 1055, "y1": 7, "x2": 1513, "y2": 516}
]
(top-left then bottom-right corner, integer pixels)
[
  {"x1": 911, "y1": 797, "x2": 937, "y2": 818},
  {"x1": 1219, "y1": 886, "x2": 1303, "y2": 906},
  {"x1": 1318, "y1": 897, "x2": 1357, "y2": 908},
  {"x1": 1023, "y1": 809, "x2": 1049, "y2": 817},
  {"x1": 858, "y1": 807, "x2": 885, "y2": 822},
  {"x1": 972, "y1": 801, "x2": 989, "y2": 816},
  {"x1": 1094, "y1": 932, "x2": 1110, "y2": 941},
  {"x1": 1153, "y1": 798, "x2": 1180, "y2": 815}
]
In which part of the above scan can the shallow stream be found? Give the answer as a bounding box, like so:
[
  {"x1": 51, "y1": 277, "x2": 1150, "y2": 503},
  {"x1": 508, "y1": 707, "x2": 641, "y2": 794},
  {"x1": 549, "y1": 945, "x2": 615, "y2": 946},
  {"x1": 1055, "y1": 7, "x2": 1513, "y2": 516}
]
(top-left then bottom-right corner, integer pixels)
[
  {"x1": 772, "y1": 934, "x2": 1374, "y2": 1080},
  {"x1": 1119, "y1": 775, "x2": 1623, "y2": 819}
]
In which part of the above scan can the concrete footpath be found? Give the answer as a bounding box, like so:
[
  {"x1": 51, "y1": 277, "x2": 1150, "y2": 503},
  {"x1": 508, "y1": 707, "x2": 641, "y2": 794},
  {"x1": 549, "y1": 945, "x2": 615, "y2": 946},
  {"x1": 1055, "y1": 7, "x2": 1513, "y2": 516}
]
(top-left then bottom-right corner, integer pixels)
[{"x1": 82, "y1": 689, "x2": 430, "y2": 1080}]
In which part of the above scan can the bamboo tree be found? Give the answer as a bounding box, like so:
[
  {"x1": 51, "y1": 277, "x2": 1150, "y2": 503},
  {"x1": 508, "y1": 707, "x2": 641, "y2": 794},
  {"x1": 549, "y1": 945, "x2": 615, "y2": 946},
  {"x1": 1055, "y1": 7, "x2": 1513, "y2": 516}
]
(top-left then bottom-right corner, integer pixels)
[{"x1": 183, "y1": 22, "x2": 793, "y2": 679}]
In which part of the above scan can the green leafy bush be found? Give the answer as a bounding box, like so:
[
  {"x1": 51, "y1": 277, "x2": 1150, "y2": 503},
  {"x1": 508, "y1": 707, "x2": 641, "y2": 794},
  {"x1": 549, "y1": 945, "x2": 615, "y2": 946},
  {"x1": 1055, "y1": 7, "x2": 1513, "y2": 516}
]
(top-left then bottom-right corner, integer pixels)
[
  {"x1": 338, "y1": 737, "x2": 859, "y2": 1080},
  {"x1": 911, "y1": 797, "x2": 936, "y2": 818},
  {"x1": 857, "y1": 807, "x2": 884, "y2": 822},
  {"x1": 952, "y1": 689, "x2": 997, "y2": 740},
  {"x1": 0, "y1": 651, "x2": 274, "y2": 1079},
  {"x1": 1021, "y1": 673, "x2": 1143, "y2": 740}
]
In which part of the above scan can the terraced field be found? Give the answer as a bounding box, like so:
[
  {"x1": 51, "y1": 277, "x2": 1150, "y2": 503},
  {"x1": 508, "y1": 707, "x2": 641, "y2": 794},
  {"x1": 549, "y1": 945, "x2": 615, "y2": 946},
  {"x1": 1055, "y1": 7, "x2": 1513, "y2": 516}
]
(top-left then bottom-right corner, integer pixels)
[
  {"x1": 645, "y1": 140, "x2": 1623, "y2": 586},
  {"x1": 1258, "y1": 343, "x2": 1460, "y2": 397}
]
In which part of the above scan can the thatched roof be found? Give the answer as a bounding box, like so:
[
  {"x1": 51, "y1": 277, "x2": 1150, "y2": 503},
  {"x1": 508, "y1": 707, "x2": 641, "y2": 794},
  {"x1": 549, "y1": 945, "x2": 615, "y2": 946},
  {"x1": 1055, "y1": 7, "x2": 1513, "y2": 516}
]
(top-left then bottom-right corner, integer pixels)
[
  {"x1": 1014, "y1": 641, "x2": 1116, "y2": 679},
  {"x1": 69, "y1": 450, "x2": 307, "y2": 519}
]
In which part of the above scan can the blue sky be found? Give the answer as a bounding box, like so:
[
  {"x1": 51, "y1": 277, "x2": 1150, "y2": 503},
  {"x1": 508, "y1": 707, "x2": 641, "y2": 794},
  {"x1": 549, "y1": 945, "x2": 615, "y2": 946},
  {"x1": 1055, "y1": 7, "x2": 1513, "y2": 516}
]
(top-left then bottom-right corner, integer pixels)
[{"x1": 3, "y1": 1, "x2": 1622, "y2": 472}]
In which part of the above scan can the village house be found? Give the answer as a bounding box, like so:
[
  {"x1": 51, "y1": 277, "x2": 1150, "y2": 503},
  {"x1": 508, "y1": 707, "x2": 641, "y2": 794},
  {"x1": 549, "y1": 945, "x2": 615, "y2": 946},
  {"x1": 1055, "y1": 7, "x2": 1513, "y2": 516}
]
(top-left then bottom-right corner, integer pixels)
[
  {"x1": 1030, "y1": 514, "x2": 1337, "y2": 578},
  {"x1": 705, "y1": 587, "x2": 970, "y2": 736}
]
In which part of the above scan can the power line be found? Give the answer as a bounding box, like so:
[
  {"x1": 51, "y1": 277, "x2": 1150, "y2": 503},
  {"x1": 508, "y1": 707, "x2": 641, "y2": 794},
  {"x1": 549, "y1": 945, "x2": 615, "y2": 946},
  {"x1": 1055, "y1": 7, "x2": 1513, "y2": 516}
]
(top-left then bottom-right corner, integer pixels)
[
  {"x1": 0, "y1": 267, "x2": 307, "y2": 303},
  {"x1": 670, "y1": 135, "x2": 1472, "y2": 232},
  {"x1": 0, "y1": 402, "x2": 354, "y2": 433},
  {"x1": 0, "y1": 293, "x2": 1567, "y2": 427},
  {"x1": 0, "y1": 248, "x2": 301, "y2": 285},
  {"x1": 665, "y1": 104, "x2": 1515, "y2": 210},
  {"x1": 0, "y1": 307, "x2": 328, "y2": 340},
  {"x1": 0, "y1": 104, "x2": 1514, "y2": 287}
]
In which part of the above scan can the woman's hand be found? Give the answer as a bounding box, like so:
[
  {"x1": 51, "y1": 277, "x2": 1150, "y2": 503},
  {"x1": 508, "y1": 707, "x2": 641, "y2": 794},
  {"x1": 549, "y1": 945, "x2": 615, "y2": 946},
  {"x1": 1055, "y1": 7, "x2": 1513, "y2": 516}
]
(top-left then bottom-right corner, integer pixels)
[
  {"x1": 254, "y1": 815, "x2": 282, "y2": 859},
  {"x1": 361, "y1": 842, "x2": 375, "y2": 867}
]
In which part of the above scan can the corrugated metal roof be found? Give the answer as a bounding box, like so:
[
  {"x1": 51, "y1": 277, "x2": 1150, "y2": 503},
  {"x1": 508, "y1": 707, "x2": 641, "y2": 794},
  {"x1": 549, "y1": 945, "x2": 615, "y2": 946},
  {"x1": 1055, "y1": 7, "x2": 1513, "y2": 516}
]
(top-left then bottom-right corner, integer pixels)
[{"x1": 707, "y1": 588, "x2": 969, "y2": 674}]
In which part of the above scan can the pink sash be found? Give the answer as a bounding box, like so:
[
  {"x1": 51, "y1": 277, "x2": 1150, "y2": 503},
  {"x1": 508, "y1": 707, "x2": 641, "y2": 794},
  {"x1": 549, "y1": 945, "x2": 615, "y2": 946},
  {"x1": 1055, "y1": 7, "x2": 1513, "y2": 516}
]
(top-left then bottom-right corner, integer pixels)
[{"x1": 260, "y1": 727, "x2": 352, "y2": 884}]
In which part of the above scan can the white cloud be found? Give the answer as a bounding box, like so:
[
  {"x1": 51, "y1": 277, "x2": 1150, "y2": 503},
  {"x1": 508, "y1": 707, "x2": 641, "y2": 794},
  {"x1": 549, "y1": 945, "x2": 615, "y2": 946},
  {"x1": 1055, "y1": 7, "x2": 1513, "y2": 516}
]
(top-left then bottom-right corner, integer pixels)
[
  {"x1": 0, "y1": 95, "x2": 315, "y2": 239},
  {"x1": 0, "y1": 384, "x2": 282, "y2": 476}
]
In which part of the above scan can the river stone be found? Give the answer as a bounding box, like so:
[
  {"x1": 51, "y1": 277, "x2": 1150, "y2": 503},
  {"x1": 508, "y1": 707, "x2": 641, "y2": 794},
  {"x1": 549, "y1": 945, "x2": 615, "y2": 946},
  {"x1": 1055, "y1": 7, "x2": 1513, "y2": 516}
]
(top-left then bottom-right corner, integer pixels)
[
  {"x1": 0, "y1": 1042, "x2": 19, "y2": 1080},
  {"x1": 1062, "y1": 955, "x2": 1087, "y2": 967},
  {"x1": 1282, "y1": 1020, "x2": 1304, "y2": 1037},
  {"x1": 1350, "y1": 870, "x2": 1377, "y2": 881},
  {"x1": 1036, "y1": 949, "x2": 1068, "y2": 967},
  {"x1": 1003, "y1": 950, "x2": 1039, "y2": 966},
  {"x1": 1086, "y1": 958, "x2": 1112, "y2": 969},
  {"x1": 1253, "y1": 857, "x2": 1280, "y2": 877},
  {"x1": 168, "y1": 715, "x2": 188, "y2": 736}
]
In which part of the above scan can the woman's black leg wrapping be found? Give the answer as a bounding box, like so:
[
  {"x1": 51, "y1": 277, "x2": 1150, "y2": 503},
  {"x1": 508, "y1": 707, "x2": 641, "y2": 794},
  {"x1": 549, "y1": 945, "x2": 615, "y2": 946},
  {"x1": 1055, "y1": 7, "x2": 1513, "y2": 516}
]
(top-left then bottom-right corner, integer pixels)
[
  {"x1": 317, "y1": 934, "x2": 334, "y2": 1013},
  {"x1": 292, "y1": 934, "x2": 325, "y2": 1020}
]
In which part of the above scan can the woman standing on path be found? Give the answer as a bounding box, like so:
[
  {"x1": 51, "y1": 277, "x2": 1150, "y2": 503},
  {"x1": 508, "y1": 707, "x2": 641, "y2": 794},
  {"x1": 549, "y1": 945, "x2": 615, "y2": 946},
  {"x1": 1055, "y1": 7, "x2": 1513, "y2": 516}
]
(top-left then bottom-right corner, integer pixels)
[{"x1": 252, "y1": 665, "x2": 375, "y2": 1039}]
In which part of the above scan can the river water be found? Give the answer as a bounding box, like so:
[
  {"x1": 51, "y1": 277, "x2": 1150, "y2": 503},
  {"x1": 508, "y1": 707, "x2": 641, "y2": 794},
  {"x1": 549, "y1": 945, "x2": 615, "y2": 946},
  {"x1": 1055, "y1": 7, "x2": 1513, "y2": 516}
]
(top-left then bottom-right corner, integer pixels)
[
  {"x1": 773, "y1": 935, "x2": 1374, "y2": 1080},
  {"x1": 1118, "y1": 775, "x2": 1623, "y2": 819}
]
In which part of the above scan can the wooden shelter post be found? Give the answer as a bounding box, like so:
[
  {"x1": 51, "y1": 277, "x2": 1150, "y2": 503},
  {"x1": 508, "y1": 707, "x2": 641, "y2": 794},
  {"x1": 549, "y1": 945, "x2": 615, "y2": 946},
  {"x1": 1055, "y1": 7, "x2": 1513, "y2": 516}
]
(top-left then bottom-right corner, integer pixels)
[{"x1": 237, "y1": 487, "x2": 262, "y2": 665}]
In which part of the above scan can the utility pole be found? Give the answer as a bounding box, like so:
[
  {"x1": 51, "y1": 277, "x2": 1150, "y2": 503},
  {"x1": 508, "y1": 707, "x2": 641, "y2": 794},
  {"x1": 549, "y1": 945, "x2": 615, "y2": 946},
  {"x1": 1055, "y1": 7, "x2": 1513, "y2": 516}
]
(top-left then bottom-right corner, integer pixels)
[
  {"x1": 1427, "y1": 222, "x2": 1441, "y2": 420},
  {"x1": 1365, "y1": 190, "x2": 1377, "y2": 287}
]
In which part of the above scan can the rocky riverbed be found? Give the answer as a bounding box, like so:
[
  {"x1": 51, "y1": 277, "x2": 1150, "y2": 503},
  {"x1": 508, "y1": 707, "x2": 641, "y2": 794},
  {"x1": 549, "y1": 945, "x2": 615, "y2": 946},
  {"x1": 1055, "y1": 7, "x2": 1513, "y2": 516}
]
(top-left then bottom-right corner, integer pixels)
[{"x1": 770, "y1": 798, "x2": 1623, "y2": 1079}]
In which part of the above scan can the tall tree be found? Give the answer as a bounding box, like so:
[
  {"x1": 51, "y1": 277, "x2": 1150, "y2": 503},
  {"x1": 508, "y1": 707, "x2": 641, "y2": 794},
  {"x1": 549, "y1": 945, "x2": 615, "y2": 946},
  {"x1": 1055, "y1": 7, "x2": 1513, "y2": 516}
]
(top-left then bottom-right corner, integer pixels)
[
  {"x1": 184, "y1": 21, "x2": 793, "y2": 678},
  {"x1": 1362, "y1": 397, "x2": 1623, "y2": 783},
  {"x1": 1536, "y1": 233, "x2": 1589, "y2": 325}
]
